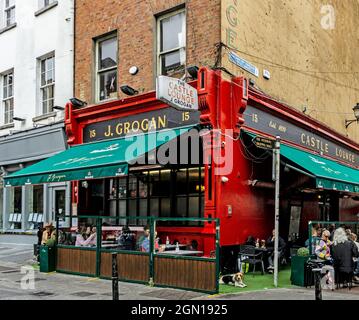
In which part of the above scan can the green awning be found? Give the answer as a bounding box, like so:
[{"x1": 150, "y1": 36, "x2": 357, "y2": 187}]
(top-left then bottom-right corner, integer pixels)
[
  {"x1": 281, "y1": 144, "x2": 359, "y2": 193},
  {"x1": 4, "y1": 126, "x2": 194, "y2": 187}
]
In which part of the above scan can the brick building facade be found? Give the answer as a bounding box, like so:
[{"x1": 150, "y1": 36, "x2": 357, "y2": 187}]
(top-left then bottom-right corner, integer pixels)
[{"x1": 74, "y1": 0, "x2": 221, "y2": 104}]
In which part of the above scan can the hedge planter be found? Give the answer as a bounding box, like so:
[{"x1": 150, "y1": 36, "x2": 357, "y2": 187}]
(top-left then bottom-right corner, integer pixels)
[{"x1": 291, "y1": 255, "x2": 310, "y2": 287}]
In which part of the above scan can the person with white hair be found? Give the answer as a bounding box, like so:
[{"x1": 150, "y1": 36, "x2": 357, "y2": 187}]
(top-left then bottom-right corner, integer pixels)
[
  {"x1": 315, "y1": 229, "x2": 332, "y2": 262},
  {"x1": 331, "y1": 228, "x2": 359, "y2": 284}
]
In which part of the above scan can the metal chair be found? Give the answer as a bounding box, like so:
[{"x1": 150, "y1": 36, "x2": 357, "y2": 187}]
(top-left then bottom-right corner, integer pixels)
[{"x1": 238, "y1": 245, "x2": 265, "y2": 277}]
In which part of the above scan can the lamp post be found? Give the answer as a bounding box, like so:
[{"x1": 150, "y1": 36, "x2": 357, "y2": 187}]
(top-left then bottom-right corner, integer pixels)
[{"x1": 345, "y1": 103, "x2": 359, "y2": 129}]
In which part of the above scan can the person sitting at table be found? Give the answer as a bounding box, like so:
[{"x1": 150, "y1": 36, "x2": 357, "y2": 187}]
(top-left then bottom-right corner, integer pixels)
[
  {"x1": 260, "y1": 240, "x2": 266, "y2": 249},
  {"x1": 41, "y1": 222, "x2": 57, "y2": 245},
  {"x1": 137, "y1": 225, "x2": 150, "y2": 251},
  {"x1": 266, "y1": 229, "x2": 286, "y2": 273},
  {"x1": 118, "y1": 226, "x2": 135, "y2": 251},
  {"x1": 245, "y1": 235, "x2": 256, "y2": 247},
  {"x1": 75, "y1": 226, "x2": 87, "y2": 246},
  {"x1": 141, "y1": 231, "x2": 164, "y2": 253},
  {"x1": 315, "y1": 230, "x2": 332, "y2": 262}
]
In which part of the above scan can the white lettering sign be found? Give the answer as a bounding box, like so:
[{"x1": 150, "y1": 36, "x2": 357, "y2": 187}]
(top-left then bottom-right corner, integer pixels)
[{"x1": 156, "y1": 76, "x2": 198, "y2": 112}]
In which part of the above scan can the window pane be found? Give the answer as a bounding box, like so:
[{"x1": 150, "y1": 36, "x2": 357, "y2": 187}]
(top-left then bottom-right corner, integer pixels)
[
  {"x1": 188, "y1": 168, "x2": 200, "y2": 195},
  {"x1": 159, "y1": 170, "x2": 171, "y2": 197},
  {"x1": 33, "y1": 186, "x2": 43, "y2": 214},
  {"x1": 150, "y1": 199, "x2": 159, "y2": 216},
  {"x1": 99, "y1": 70, "x2": 117, "y2": 101},
  {"x1": 129, "y1": 199, "x2": 137, "y2": 217},
  {"x1": 128, "y1": 175, "x2": 137, "y2": 198},
  {"x1": 176, "y1": 197, "x2": 187, "y2": 218},
  {"x1": 160, "y1": 12, "x2": 185, "y2": 52},
  {"x1": 99, "y1": 37, "x2": 117, "y2": 70},
  {"x1": 176, "y1": 169, "x2": 187, "y2": 196},
  {"x1": 118, "y1": 177, "x2": 127, "y2": 199},
  {"x1": 14, "y1": 187, "x2": 22, "y2": 214},
  {"x1": 161, "y1": 51, "x2": 181, "y2": 75},
  {"x1": 160, "y1": 198, "x2": 170, "y2": 217}
]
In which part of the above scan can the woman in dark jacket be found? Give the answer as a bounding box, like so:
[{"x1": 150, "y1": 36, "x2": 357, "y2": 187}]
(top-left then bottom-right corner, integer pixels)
[{"x1": 331, "y1": 228, "x2": 359, "y2": 280}]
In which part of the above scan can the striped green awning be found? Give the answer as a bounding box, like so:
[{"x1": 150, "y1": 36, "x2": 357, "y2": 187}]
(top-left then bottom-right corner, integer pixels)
[{"x1": 4, "y1": 126, "x2": 194, "y2": 187}]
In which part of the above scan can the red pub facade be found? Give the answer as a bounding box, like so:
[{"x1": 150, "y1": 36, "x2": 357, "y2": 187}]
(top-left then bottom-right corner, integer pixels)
[{"x1": 63, "y1": 67, "x2": 359, "y2": 268}]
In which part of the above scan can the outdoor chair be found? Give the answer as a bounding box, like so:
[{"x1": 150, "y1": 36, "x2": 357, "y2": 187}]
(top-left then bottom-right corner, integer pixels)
[
  {"x1": 238, "y1": 245, "x2": 265, "y2": 277},
  {"x1": 335, "y1": 269, "x2": 353, "y2": 290}
]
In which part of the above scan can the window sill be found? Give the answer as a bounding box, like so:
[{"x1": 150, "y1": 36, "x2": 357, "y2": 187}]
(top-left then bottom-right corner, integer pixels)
[
  {"x1": 34, "y1": 1, "x2": 58, "y2": 17},
  {"x1": 32, "y1": 112, "x2": 57, "y2": 122},
  {"x1": 0, "y1": 123, "x2": 15, "y2": 130},
  {"x1": 0, "y1": 23, "x2": 17, "y2": 35}
]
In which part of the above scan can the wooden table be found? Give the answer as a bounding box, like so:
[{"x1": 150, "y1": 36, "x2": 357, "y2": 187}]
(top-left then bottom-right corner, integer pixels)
[{"x1": 158, "y1": 250, "x2": 204, "y2": 256}]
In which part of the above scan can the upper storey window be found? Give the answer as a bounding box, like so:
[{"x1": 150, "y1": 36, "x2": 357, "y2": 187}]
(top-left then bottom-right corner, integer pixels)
[
  {"x1": 95, "y1": 34, "x2": 118, "y2": 102},
  {"x1": 157, "y1": 9, "x2": 186, "y2": 77},
  {"x1": 4, "y1": 0, "x2": 15, "y2": 27}
]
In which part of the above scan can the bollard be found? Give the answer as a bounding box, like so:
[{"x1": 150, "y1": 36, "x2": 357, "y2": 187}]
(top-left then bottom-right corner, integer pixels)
[
  {"x1": 112, "y1": 253, "x2": 119, "y2": 301},
  {"x1": 312, "y1": 268, "x2": 322, "y2": 301}
]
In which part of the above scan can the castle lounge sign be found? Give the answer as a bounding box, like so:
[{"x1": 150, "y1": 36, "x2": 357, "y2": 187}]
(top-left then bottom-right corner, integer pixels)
[
  {"x1": 156, "y1": 76, "x2": 198, "y2": 111},
  {"x1": 244, "y1": 105, "x2": 359, "y2": 166}
]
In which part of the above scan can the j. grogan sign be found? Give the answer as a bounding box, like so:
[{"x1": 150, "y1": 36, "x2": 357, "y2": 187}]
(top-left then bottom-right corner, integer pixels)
[
  {"x1": 244, "y1": 105, "x2": 359, "y2": 166},
  {"x1": 83, "y1": 108, "x2": 200, "y2": 143}
]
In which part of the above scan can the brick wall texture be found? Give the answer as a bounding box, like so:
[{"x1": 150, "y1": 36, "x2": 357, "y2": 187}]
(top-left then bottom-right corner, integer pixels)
[{"x1": 75, "y1": 0, "x2": 221, "y2": 104}]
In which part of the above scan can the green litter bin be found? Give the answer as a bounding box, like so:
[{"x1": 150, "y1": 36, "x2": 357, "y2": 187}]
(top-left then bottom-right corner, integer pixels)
[
  {"x1": 40, "y1": 245, "x2": 56, "y2": 273},
  {"x1": 291, "y1": 255, "x2": 309, "y2": 286}
]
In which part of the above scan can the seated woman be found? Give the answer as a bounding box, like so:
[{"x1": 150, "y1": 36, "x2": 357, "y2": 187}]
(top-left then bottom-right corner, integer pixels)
[{"x1": 75, "y1": 226, "x2": 87, "y2": 246}]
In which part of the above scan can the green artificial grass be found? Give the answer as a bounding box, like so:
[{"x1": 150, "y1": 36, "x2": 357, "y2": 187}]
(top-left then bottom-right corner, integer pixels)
[{"x1": 219, "y1": 266, "x2": 295, "y2": 294}]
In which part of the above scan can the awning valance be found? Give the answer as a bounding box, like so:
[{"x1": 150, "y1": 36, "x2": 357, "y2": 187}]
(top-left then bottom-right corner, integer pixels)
[
  {"x1": 281, "y1": 144, "x2": 359, "y2": 193},
  {"x1": 4, "y1": 126, "x2": 195, "y2": 187},
  {"x1": 244, "y1": 131, "x2": 359, "y2": 193}
]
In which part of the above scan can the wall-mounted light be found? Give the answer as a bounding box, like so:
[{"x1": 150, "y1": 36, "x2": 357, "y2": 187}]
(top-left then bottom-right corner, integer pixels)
[
  {"x1": 221, "y1": 177, "x2": 229, "y2": 183},
  {"x1": 53, "y1": 105, "x2": 65, "y2": 111},
  {"x1": 13, "y1": 117, "x2": 26, "y2": 122},
  {"x1": 187, "y1": 66, "x2": 199, "y2": 80},
  {"x1": 120, "y1": 85, "x2": 139, "y2": 96},
  {"x1": 70, "y1": 98, "x2": 87, "y2": 108},
  {"x1": 129, "y1": 66, "x2": 139, "y2": 75},
  {"x1": 345, "y1": 103, "x2": 359, "y2": 129}
]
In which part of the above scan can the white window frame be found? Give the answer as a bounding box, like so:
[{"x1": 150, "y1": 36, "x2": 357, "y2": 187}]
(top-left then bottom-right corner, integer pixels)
[
  {"x1": 95, "y1": 33, "x2": 118, "y2": 102},
  {"x1": 2, "y1": 70, "x2": 14, "y2": 125},
  {"x1": 156, "y1": 8, "x2": 186, "y2": 76},
  {"x1": 39, "y1": 53, "x2": 55, "y2": 115},
  {"x1": 4, "y1": 0, "x2": 15, "y2": 27},
  {"x1": 39, "y1": 0, "x2": 55, "y2": 10}
]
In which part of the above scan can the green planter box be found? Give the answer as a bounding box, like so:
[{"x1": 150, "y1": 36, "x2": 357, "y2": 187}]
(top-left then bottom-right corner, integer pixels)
[
  {"x1": 291, "y1": 255, "x2": 310, "y2": 287},
  {"x1": 40, "y1": 246, "x2": 56, "y2": 273}
]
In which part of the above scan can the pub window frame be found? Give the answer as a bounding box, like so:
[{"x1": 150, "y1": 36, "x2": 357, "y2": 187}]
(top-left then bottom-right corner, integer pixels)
[
  {"x1": 102, "y1": 166, "x2": 204, "y2": 226},
  {"x1": 156, "y1": 8, "x2": 186, "y2": 76},
  {"x1": 95, "y1": 32, "x2": 118, "y2": 102}
]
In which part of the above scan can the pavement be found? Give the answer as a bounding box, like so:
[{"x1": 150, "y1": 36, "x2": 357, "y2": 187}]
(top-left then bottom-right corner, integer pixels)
[{"x1": 1, "y1": 234, "x2": 359, "y2": 300}]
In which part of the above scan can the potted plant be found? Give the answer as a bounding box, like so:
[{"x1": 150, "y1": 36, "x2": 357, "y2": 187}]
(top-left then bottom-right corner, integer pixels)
[{"x1": 291, "y1": 247, "x2": 310, "y2": 287}]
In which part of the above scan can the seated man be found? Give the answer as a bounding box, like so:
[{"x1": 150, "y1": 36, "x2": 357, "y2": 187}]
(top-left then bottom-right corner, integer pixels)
[
  {"x1": 266, "y1": 229, "x2": 286, "y2": 273},
  {"x1": 118, "y1": 226, "x2": 135, "y2": 251}
]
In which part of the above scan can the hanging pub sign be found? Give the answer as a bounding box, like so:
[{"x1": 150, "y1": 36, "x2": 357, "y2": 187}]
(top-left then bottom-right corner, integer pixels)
[
  {"x1": 83, "y1": 108, "x2": 200, "y2": 143},
  {"x1": 156, "y1": 76, "x2": 199, "y2": 112}
]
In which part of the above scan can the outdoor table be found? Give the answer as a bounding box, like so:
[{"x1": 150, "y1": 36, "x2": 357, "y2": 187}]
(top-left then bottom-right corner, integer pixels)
[
  {"x1": 101, "y1": 244, "x2": 119, "y2": 249},
  {"x1": 164, "y1": 244, "x2": 187, "y2": 251},
  {"x1": 158, "y1": 250, "x2": 204, "y2": 256}
]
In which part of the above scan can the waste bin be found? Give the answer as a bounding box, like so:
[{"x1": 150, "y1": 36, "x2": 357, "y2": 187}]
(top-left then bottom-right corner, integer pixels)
[
  {"x1": 291, "y1": 255, "x2": 310, "y2": 287},
  {"x1": 40, "y1": 245, "x2": 56, "y2": 273}
]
